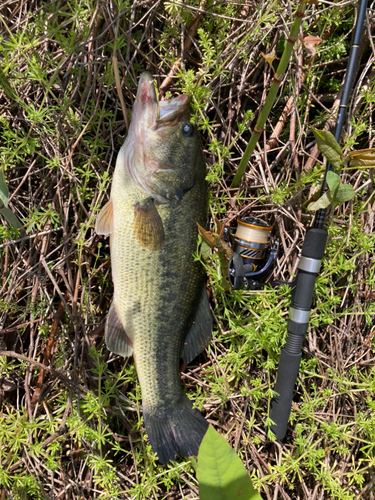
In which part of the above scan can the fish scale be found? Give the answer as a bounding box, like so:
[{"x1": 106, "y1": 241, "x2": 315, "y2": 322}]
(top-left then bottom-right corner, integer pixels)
[{"x1": 96, "y1": 72, "x2": 212, "y2": 463}]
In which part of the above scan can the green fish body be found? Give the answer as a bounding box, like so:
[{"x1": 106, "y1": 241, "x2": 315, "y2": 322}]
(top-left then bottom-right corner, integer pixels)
[{"x1": 96, "y1": 72, "x2": 212, "y2": 463}]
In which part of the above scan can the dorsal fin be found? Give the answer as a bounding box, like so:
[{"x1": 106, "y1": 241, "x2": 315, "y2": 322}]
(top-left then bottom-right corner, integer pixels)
[{"x1": 182, "y1": 287, "x2": 212, "y2": 365}]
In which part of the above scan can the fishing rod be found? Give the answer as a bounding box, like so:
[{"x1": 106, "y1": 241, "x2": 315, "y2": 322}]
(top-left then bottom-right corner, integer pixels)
[
  {"x1": 269, "y1": 0, "x2": 368, "y2": 440},
  {"x1": 226, "y1": 0, "x2": 368, "y2": 439}
]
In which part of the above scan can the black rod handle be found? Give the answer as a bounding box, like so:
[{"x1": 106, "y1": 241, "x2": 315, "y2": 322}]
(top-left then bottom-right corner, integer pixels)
[
  {"x1": 269, "y1": 350, "x2": 302, "y2": 439},
  {"x1": 269, "y1": 229, "x2": 327, "y2": 439}
]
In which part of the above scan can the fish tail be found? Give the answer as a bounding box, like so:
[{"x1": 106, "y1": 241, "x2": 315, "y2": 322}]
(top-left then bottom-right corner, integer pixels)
[{"x1": 143, "y1": 396, "x2": 208, "y2": 464}]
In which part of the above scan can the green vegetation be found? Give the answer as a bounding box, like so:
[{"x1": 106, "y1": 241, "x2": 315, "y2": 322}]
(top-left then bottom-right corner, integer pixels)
[
  {"x1": 0, "y1": 0, "x2": 374, "y2": 499},
  {"x1": 307, "y1": 130, "x2": 356, "y2": 210},
  {"x1": 197, "y1": 425, "x2": 261, "y2": 500}
]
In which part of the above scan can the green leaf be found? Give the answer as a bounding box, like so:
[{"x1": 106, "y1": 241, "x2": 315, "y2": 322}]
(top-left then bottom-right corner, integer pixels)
[
  {"x1": 326, "y1": 171, "x2": 355, "y2": 204},
  {"x1": 327, "y1": 171, "x2": 355, "y2": 205},
  {"x1": 200, "y1": 240, "x2": 212, "y2": 261},
  {"x1": 307, "y1": 191, "x2": 332, "y2": 211},
  {"x1": 334, "y1": 183, "x2": 355, "y2": 203},
  {"x1": 325, "y1": 170, "x2": 340, "y2": 194},
  {"x1": 0, "y1": 68, "x2": 17, "y2": 101},
  {"x1": 312, "y1": 129, "x2": 342, "y2": 170},
  {"x1": 0, "y1": 206, "x2": 23, "y2": 229},
  {"x1": 197, "y1": 425, "x2": 262, "y2": 500},
  {"x1": 307, "y1": 172, "x2": 355, "y2": 211},
  {"x1": 0, "y1": 169, "x2": 9, "y2": 208}
]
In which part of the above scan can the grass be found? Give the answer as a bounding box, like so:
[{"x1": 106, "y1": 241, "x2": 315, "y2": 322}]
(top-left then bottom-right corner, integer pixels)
[{"x1": 0, "y1": 0, "x2": 374, "y2": 498}]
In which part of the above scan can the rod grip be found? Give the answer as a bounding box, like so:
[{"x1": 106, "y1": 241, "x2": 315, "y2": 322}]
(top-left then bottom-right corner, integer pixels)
[
  {"x1": 269, "y1": 228, "x2": 327, "y2": 439},
  {"x1": 269, "y1": 348, "x2": 302, "y2": 440},
  {"x1": 302, "y1": 228, "x2": 327, "y2": 259}
]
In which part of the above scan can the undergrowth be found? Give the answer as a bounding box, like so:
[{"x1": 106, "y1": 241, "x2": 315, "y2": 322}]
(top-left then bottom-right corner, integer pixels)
[{"x1": 0, "y1": 0, "x2": 374, "y2": 498}]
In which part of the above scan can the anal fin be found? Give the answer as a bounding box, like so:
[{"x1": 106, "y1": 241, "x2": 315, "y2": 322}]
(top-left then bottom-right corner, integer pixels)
[
  {"x1": 105, "y1": 302, "x2": 133, "y2": 358},
  {"x1": 182, "y1": 287, "x2": 212, "y2": 365}
]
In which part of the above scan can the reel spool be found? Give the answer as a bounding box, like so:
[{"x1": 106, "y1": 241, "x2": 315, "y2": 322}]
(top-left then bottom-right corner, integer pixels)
[
  {"x1": 228, "y1": 217, "x2": 278, "y2": 290},
  {"x1": 233, "y1": 217, "x2": 271, "y2": 272}
]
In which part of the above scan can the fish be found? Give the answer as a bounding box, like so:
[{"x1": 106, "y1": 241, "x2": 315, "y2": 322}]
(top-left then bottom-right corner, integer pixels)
[{"x1": 95, "y1": 71, "x2": 212, "y2": 463}]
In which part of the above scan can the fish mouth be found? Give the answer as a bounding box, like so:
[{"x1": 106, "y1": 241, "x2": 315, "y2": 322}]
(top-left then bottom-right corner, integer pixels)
[
  {"x1": 157, "y1": 94, "x2": 190, "y2": 125},
  {"x1": 136, "y1": 72, "x2": 190, "y2": 130}
]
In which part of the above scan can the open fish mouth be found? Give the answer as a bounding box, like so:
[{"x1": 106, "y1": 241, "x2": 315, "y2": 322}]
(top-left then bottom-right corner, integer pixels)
[
  {"x1": 157, "y1": 94, "x2": 190, "y2": 124},
  {"x1": 136, "y1": 72, "x2": 190, "y2": 130}
]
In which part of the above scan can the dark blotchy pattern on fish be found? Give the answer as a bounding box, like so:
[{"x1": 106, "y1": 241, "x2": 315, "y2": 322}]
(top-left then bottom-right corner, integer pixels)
[{"x1": 136, "y1": 168, "x2": 209, "y2": 463}]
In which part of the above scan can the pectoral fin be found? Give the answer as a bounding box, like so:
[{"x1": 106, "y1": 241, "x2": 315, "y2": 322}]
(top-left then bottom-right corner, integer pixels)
[
  {"x1": 95, "y1": 199, "x2": 114, "y2": 236},
  {"x1": 133, "y1": 197, "x2": 165, "y2": 250},
  {"x1": 182, "y1": 287, "x2": 212, "y2": 365},
  {"x1": 105, "y1": 302, "x2": 133, "y2": 358}
]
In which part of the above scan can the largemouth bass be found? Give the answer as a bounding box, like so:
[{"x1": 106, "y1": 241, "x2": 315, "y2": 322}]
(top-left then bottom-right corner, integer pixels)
[{"x1": 96, "y1": 72, "x2": 212, "y2": 463}]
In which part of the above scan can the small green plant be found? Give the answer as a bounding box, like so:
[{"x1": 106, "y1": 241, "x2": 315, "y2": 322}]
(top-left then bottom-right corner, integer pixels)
[{"x1": 307, "y1": 129, "x2": 355, "y2": 210}]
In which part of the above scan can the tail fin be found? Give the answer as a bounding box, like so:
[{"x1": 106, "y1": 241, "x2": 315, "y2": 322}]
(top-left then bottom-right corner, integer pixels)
[{"x1": 143, "y1": 396, "x2": 208, "y2": 464}]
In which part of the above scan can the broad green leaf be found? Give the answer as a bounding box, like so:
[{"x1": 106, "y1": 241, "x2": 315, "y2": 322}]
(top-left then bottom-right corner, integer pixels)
[
  {"x1": 197, "y1": 425, "x2": 262, "y2": 500},
  {"x1": 0, "y1": 169, "x2": 9, "y2": 208},
  {"x1": 326, "y1": 170, "x2": 340, "y2": 196},
  {"x1": 200, "y1": 240, "x2": 211, "y2": 261},
  {"x1": 307, "y1": 191, "x2": 332, "y2": 211},
  {"x1": 326, "y1": 171, "x2": 355, "y2": 204},
  {"x1": 307, "y1": 171, "x2": 355, "y2": 211},
  {"x1": 333, "y1": 183, "x2": 355, "y2": 203},
  {"x1": 312, "y1": 129, "x2": 342, "y2": 156},
  {"x1": 312, "y1": 128, "x2": 342, "y2": 170}
]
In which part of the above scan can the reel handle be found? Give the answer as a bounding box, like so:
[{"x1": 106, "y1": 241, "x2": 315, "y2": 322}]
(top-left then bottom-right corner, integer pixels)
[
  {"x1": 228, "y1": 253, "x2": 253, "y2": 290},
  {"x1": 228, "y1": 242, "x2": 279, "y2": 290}
]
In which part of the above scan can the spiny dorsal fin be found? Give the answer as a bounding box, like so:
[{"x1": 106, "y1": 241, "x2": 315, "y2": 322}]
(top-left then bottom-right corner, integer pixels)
[
  {"x1": 105, "y1": 301, "x2": 133, "y2": 358},
  {"x1": 95, "y1": 199, "x2": 114, "y2": 236},
  {"x1": 133, "y1": 197, "x2": 165, "y2": 250}
]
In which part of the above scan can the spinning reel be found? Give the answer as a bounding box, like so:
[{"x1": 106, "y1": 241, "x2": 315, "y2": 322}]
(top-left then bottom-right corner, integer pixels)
[{"x1": 227, "y1": 217, "x2": 279, "y2": 290}]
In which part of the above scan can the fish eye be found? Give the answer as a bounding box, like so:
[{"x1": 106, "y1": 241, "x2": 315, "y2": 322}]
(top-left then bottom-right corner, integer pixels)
[{"x1": 182, "y1": 122, "x2": 194, "y2": 137}]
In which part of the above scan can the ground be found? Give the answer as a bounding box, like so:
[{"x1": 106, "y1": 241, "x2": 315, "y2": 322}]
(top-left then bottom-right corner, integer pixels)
[{"x1": 0, "y1": 0, "x2": 375, "y2": 499}]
